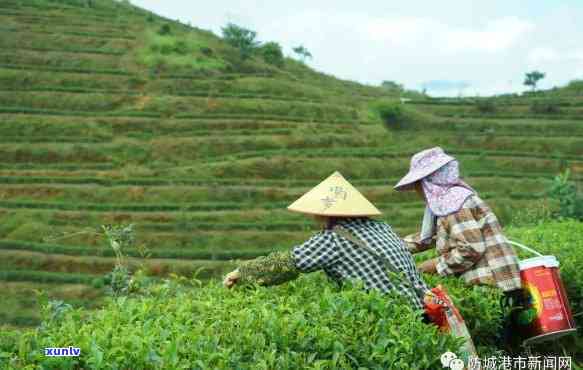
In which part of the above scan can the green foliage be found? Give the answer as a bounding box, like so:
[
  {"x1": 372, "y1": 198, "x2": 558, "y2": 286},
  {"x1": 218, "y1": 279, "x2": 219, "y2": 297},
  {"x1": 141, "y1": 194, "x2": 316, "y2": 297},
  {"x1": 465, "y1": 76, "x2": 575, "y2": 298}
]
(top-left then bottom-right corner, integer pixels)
[
  {"x1": 548, "y1": 170, "x2": 583, "y2": 220},
  {"x1": 200, "y1": 46, "x2": 213, "y2": 56},
  {"x1": 0, "y1": 330, "x2": 20, "y2": 362},
  {"x1": 157, "y1": 24, "x2": 172, "y2": 36},
  {"x1": 524, "y1": 70, "x2": 545, "y2": 91},
  {"x1": 0, "y1": 49, "x2": 123, "y2": 71},
  {"x1": 475, "y1": 99, "x2": 497, "y2": 113},
  {"x1": 14, "y1": 218, "x2": 583, "y2": 369},
  {"x1": 370, "y1": 100, "x2": 408, "y2": 129},
  {"x1": 101, "y1": 224, "x2": 136, "y2": 296},
  {"x1": 564, "y1": 79, "x2": 583, "y2": 95},
  {"x1": 2, "y1": 5, "x2": 583, "y2": 365},
  {"x1": 0, "y1": 270, "x2": 101, "y2": 285},
  {"x1": 530, "y1": 99, "x2": 561, "y2": 114},
  {"x1": 292, "y1": 45, "x2": 312, "y2": 62},
  {"x1": 137, "y1": 31, "x2": 226, "y2": 73},
  {"x1": 6, "y1": 274, "x2": 462, "y2": 369},
  {"x1": 260, "y1": 42, "x2": 284, "y2": 67},
  {"x1": 40, "y1": 298, "x2": 73, "y2": 324},
  {"x1": 103, "y1": 264, "x2": 131, "y2": 296},
  {"x1": 422, "y1": 275, "x2": 504, "y2": 351},
  {"x1": 221, "y1": 23, "x2": 260, "y2": 60},
  {"x1": 510, "y1": 202, "x2": 554, "y2": 227},
  {"x1": 380, "y1": 80, "x2": 404, "y2": 93},
  {"x1": 102, "y1": 224, "x2": 135, "y2": 264}
]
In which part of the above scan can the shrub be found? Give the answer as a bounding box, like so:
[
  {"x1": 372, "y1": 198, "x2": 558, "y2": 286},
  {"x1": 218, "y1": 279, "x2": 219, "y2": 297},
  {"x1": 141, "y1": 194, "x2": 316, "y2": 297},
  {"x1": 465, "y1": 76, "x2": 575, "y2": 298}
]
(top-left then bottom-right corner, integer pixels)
[
  {"x1": 157, "y1": 24, "x2": 172, "y2": 36},
  {"x1": 221, "y1": 23, "x2": 260, "y2": 60},
  {"x1": 380, "y1": 80, "x2": 404, "y2": 93},
  {"x1": 292, "y1": 45, "x2": 312, "y2": 62},
  {"x1": 548, "y1": 170, "x2": 583, "y2": 220},
  {"x1": 370, "y1": 100, "x2": 408, "y2": 129},
  {"x1": 138, "y1": 32, "x2": 227, "y2": 73},
  {"x1": 6, "y1": 274, "x2": 464, "y2": 369},
  {"x1": 565, "y1": 80, "x2": 583, "y2": 95},
  {"x1": 475, "y1": 99, "x2": 497, "y2": 113},
  {"x1": 510, "y1": 201, "x2": 554, "y2": 226},
  {"x1": 200, "y1": 46, "x2": 213, "y2": 57},
  {"x1": 172, "y1": 40, "x2": 188, "y2": 55},
  {"x1": 4, "y1": 220, "x2": 583, "y2": 367},
  {"x1": 260, "y1": 42, "x2": 284, "y2": 67},
  {"x1": 127, "y1": 76, "x2": 147, "y2": 89},
  {"x1": 530, "y1": 100, "x2": 561, "y2": 114}
]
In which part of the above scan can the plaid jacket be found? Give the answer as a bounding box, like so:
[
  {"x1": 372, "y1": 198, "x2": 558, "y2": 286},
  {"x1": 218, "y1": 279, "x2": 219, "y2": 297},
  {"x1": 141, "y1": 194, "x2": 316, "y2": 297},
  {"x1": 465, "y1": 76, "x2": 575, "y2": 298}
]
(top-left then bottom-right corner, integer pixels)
[
  {"x1": 408, "y1": 195, "x2": 522, "y2": 292},
  {"x1": 238, "y1": 218, "x2": 429, "y2": 310}
]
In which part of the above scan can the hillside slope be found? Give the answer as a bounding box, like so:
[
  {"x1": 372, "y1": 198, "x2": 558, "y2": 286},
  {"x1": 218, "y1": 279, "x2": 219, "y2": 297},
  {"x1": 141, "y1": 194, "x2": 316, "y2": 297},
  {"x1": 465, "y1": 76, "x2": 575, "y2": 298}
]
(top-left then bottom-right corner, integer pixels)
[{"x1": 0, "y1": 0, "x2": 582, "y2": 327}]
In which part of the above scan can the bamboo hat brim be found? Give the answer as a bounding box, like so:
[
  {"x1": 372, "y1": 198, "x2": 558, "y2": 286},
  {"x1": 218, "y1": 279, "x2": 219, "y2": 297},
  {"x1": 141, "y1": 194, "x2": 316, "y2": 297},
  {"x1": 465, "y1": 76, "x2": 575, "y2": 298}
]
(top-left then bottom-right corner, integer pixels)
[{"x1": 287, "y1": 171, "x2": 382, "y2": 217}]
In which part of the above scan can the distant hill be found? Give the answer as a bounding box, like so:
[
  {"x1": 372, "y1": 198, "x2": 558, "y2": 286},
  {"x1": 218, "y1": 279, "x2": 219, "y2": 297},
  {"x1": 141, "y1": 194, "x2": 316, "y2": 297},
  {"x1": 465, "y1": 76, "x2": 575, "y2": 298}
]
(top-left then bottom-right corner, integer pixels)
[
  {"x1": 0, "y1": 0, "x2": 582, "y2": 327},
  {"x1": 525, "y1": 79, "x2": 583, "y2": 97}
]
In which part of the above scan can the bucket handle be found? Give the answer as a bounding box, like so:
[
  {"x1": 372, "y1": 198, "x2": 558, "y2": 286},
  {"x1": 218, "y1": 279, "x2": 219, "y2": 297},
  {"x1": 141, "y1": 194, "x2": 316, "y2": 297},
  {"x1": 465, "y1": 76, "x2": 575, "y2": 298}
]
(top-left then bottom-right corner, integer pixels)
[{"x1": 508, "y1": 240, "x2": 544, "y2": 257}]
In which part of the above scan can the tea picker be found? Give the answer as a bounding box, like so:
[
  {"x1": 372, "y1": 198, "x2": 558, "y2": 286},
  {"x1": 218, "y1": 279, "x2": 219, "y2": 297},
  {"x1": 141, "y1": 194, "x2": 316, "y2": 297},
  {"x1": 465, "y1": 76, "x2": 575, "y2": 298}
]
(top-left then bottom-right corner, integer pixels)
[{"x1": 224, "y1": 172, "x2": 481, "y2": 368}]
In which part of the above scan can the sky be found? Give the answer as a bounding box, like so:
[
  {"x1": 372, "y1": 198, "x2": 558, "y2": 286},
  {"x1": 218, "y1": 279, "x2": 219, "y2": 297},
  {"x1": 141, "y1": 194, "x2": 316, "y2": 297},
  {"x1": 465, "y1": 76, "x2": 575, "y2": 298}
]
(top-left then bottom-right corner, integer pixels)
[{"x1": 131, "y1": 0, "x2": 583, "y2": 97}]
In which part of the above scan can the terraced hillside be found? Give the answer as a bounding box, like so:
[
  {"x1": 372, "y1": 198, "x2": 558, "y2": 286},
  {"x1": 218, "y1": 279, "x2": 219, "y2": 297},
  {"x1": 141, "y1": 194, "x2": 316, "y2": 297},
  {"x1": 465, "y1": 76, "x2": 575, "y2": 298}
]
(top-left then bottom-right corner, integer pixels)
[{"x1": 1, "y1": 0, "x2": 582, "y2": 328}]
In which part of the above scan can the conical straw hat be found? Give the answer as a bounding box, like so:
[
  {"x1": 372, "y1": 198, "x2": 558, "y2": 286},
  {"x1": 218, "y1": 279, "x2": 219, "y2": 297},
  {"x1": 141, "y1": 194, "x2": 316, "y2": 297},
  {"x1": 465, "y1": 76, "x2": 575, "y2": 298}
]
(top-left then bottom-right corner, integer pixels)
[{"x1": 287, "y1": 171, "x2": 382, "y2": 217}]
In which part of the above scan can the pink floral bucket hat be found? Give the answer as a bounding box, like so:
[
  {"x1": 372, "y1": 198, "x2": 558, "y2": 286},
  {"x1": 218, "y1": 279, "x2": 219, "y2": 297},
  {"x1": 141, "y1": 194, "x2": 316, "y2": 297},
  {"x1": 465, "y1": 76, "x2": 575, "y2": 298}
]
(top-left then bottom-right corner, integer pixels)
[{"x1": 394, "y1": 147, "x2": 456, "y2": 191}]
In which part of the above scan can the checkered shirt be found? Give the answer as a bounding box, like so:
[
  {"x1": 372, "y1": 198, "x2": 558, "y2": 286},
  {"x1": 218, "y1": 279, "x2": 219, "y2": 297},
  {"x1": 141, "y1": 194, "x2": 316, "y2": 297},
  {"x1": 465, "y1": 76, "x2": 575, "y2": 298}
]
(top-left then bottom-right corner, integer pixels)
[
  {"x1": 427, "y1": 195, "x2": 522, "y2": 292},
  {"x1": 292, "y1": 218, "x2": 429, "y2": 310}
]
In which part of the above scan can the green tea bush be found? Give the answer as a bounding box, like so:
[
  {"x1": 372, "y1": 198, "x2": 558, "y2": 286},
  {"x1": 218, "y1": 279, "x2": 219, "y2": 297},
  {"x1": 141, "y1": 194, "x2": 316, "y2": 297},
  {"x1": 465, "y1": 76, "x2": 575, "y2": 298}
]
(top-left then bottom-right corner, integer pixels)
[
  {"x1": 0, "y1": 270, "x2": 100, "y2": 285},
  {"x1": 370, "y1": 100, "x2": 408, "y2": 129},
  {"x1": 137, "y1": 31, "x2": 227, "y2": 73},
  {"x1": 260, "y1": 42, "x2": 284, "y2": 67},
  {"x1": 3, "y1": 221, "x2": 583, "y2": 368},
  {"x1": 221, "y1": 23, "x2": 260, "y2": 60},
  {"x1": 6, "y1": 274, "x2": 464, "y2": 369},
  {"x1": 0, "y1": 63, "x2": 132, "y2": 76},
  {"x1": 530, "y1": 100, "x2": 561, "y2": 114},
  {"x1": 548, "y1": 170, "x2": 583, "y2": 220},
  {"x1": 564, "y1": 80, "x2": 583, "y2": 95},
  {"x1": 421, "y1": 274, "x2": 504, "y2": 352},
  {"x1": 0, "y1": 49, "x2": 122, "y2": 70},
  {"x1": 157, "y1": 24, "x2": 172, "y2": 36},
  {"x1": 475, "y1": 99, "x2": 497, "y2": 113}
]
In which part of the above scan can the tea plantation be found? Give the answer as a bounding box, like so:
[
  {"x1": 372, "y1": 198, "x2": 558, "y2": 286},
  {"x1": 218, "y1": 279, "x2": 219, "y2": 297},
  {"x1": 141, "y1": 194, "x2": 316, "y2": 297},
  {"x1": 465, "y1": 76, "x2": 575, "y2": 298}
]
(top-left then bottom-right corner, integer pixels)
[
  {"x1": 0, "y1": 221, "x2": 581, "y2": 368},
  {"x1": 0, "y1": 0, "x2": 582, "y2": 367}
]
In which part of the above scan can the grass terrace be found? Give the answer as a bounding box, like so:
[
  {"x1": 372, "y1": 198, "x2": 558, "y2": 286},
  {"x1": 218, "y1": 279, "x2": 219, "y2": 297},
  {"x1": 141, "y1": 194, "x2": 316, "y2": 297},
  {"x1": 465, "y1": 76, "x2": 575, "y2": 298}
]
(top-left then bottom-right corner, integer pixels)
[{"x1": 0, "y1": 0, "x2": 581, "y2": 338}]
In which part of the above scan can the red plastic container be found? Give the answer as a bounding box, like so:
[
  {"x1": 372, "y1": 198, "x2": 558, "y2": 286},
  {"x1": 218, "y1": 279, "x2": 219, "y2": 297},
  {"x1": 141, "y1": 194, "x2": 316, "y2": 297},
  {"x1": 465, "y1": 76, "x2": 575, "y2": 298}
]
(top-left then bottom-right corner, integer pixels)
[{"x1": 519, "y1": 255, "x2": 577, "y2": 345}]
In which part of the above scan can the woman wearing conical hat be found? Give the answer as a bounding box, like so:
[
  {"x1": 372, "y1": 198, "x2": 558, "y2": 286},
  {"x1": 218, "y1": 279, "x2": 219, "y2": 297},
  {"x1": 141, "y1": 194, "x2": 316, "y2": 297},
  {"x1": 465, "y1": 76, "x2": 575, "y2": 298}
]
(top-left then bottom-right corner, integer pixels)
[{"x1": 223, "y1": 171, "x2": 430, "y2": 311}]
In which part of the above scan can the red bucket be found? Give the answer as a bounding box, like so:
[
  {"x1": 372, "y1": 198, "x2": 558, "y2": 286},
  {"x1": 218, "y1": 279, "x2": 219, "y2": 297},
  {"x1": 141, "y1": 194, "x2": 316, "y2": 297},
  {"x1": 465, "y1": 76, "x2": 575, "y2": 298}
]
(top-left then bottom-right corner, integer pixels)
[{"x1": 518, "y1": 255, "x2": 577, "y2": 345}]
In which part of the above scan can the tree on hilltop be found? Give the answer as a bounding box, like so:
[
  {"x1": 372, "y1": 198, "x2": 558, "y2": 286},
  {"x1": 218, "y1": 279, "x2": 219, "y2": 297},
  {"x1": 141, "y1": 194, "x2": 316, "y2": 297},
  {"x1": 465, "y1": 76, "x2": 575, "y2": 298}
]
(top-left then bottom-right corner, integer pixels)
[
  {"x1": 524, "y1": 70, "x2": 545, "y2": 91},
  {"x1": 221, "y1": 23, "x2": 260, "y2": 60},
  {"x1": 260, "y1": 42, "x2": 284, "y2": 67},
  {"x1": 380, "y1": 80, "x2": 404, "y2": 92},
  {"x1": 293, "y1": 45, "x2": 312, "y2": 62}
]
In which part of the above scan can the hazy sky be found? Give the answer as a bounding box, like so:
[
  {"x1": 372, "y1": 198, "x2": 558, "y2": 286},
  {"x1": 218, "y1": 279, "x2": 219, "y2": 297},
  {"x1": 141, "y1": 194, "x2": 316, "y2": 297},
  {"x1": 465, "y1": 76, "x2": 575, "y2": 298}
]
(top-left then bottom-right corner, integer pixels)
[{"x1": 131, "y1": 1, "x2": 583, "y2": 96}]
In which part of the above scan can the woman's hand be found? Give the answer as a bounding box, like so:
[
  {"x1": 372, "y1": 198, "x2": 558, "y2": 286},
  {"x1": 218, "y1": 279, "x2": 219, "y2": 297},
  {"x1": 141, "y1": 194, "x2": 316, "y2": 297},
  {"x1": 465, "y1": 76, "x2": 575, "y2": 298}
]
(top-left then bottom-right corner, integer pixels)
[
  {"x1": 223, "y1": 270, "x2": 241, "y2": 288},
  {"x1": 403, "y1": 233, "x2": 436, "y2": 254},
  {"x1": 402, "y1": 234, "x2": 420, "y2": 253},
  {"x1": 417, "y1": 258, "x2": 438, "y2": 274}
]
